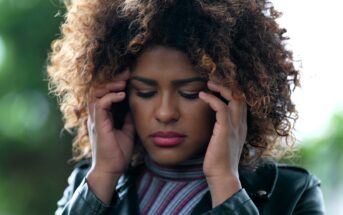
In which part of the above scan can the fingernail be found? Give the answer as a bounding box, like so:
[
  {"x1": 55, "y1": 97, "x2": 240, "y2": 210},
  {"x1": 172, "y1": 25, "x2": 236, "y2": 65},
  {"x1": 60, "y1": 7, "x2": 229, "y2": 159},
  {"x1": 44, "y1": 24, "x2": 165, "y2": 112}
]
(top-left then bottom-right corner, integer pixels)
[{"x1": 199, "y1": 91, "x2": 206, "y2": 98}]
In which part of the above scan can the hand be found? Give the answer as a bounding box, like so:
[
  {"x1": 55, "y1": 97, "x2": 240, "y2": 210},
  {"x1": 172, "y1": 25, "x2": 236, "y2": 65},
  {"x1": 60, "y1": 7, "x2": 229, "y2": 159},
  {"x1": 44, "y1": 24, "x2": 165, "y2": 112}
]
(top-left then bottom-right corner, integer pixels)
[
  {"x1": 199, "y1": 81, "x2": 247, "y2": 206},
  {"x1": 86, "y1": 69, "x2": 135, "y2": 203}
]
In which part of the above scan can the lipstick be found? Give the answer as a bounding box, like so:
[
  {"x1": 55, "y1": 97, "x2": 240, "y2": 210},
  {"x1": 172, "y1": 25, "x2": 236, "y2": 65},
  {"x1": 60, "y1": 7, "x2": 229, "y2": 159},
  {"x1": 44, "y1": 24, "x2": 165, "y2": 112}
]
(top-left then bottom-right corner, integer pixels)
[{"x1": 150, "y1": 131, "x2": 186, "y2": 147}]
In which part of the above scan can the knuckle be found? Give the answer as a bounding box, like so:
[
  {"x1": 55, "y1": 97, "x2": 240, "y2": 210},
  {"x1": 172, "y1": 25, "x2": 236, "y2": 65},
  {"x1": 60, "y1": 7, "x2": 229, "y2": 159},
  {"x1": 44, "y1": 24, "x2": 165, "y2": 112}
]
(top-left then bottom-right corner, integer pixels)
[
  {"x1": 94, "y1": 100, "x2": 103, "y2": 109},
  {"x1": 218, "y1": 104, "x2": 228, "y2": 112}
]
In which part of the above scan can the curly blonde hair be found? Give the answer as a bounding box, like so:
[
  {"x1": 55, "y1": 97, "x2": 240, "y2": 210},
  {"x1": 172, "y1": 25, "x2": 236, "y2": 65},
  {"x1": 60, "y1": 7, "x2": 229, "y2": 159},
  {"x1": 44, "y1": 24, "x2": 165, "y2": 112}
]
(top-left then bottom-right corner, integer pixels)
[{"x1": 48, "y1": 0, "x2": 300, "y2": 167}]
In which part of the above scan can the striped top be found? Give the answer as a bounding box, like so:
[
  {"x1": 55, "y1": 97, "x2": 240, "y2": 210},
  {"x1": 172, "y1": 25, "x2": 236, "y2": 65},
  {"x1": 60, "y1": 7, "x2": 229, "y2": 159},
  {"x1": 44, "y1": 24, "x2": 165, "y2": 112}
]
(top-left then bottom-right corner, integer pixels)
[{"x1": 137, "y1": 157, "x2": 209, "y2": 215}]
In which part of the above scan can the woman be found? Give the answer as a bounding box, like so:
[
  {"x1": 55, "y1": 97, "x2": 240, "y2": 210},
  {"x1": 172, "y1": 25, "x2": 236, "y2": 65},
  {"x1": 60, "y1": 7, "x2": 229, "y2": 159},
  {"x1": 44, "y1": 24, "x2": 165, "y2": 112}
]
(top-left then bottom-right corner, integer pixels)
[{"x1": 49, "y1": 0, "x2": 325, "y2": 214}]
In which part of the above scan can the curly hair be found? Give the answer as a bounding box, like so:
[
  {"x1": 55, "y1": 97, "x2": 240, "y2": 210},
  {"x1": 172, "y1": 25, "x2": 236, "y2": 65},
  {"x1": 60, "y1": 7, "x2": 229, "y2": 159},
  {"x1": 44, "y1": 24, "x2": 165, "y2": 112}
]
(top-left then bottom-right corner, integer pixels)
[{"x1": 48, "y1": 0, "x2": 300, "y2": 167}]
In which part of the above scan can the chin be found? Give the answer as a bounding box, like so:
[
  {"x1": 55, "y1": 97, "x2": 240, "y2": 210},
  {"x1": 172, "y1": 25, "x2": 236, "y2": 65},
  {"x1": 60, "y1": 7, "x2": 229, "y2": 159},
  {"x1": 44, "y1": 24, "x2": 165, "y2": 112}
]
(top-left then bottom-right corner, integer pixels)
[{"x1": 148, "y1": 152, "x2": 190, "y2": 167}]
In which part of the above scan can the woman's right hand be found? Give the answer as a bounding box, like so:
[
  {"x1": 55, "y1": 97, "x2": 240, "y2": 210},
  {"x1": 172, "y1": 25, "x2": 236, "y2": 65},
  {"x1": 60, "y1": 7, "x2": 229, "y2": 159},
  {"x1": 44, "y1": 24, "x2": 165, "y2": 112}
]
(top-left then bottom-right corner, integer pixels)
[{"x1": 86, "y1": 69, "x2": 135, "y2": 204}]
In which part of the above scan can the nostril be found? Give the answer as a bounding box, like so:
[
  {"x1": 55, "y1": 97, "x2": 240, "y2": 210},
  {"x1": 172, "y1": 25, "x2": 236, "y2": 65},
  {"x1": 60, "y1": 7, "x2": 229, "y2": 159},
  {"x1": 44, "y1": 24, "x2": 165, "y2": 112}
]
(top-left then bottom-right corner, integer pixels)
[
  {"x1": 155, "y1": 107, "x2": 180, "y2": 123},
  {"x1": 154, "y1": 95, "x2": 180, "y2": 123}
]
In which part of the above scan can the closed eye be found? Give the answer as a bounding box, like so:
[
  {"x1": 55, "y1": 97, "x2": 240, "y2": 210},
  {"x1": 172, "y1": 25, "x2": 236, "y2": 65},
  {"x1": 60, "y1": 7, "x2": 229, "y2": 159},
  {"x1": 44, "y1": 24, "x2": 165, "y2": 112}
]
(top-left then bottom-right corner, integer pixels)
[
  {"x1": 136, "y1": 91, "x2": 156, "y2": 98},
  {"x1": 179, "y1": 91, "x2": 199, "y2": 100}
]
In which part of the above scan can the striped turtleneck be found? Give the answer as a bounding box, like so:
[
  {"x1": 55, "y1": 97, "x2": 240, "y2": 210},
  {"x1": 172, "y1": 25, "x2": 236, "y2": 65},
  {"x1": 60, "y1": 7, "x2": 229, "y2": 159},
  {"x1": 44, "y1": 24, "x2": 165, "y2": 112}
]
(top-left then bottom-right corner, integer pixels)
[{"x1": 137, "y1": 157, "x2": 209, "y2": 215}]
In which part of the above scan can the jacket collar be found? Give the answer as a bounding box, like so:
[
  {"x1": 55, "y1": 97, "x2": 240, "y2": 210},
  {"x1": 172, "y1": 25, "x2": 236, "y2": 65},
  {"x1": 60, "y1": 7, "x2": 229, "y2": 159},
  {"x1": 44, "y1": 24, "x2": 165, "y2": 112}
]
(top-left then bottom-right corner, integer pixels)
[
  {"x1": 115, "y1": 158, "x2": 278, "y2": 214},
  {"x1": 239, "y1": 158, "x2": 278, "y2": 200},
  {"x1": 117, "y1": 158, "x2": 279, "y2": 200}
]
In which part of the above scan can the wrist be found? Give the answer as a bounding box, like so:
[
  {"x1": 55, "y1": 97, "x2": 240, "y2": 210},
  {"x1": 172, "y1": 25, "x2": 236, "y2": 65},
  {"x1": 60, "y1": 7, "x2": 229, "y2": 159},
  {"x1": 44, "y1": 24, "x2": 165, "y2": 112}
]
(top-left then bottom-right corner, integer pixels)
[
  {"x1": 89, "y1": 166, "x2": 122, "y2": 179},
  {"x1": 206, "y1": 174, "x2": 242, "y2": 207},
  {"x1": 207, "y1": 174, "x2": 241, "y2": 190},
  {"x1": 86, "y1": 168, "x2": 121, "y2": 204}
]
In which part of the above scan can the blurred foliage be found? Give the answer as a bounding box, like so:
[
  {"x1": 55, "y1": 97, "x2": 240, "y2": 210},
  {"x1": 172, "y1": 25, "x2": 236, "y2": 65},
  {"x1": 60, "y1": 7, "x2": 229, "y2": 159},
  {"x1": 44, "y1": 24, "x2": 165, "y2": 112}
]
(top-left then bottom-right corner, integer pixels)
[
  {"x1": 0, "y1": 0, "x2": 73, "y2": 214},
  {"x1": 0, "y1": 0, "x2": 342, "y2": 214},
  {"x1": 280, "y1": 111, "x2": 343, "y2": 214},
  {"x1": 294, "y1": 112, "x2": 343, "y2": 207}
]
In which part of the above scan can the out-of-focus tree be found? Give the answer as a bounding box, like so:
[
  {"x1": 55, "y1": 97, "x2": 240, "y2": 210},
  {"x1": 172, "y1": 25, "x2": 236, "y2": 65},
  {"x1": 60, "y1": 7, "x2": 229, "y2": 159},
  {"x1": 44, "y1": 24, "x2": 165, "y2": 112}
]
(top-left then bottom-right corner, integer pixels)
[
  {"x1": 286, "y1": 111, "x2": 343, "y2": 214},
  {"x1": 0, "y1": 1, "x2": 72, "y2": 214}
]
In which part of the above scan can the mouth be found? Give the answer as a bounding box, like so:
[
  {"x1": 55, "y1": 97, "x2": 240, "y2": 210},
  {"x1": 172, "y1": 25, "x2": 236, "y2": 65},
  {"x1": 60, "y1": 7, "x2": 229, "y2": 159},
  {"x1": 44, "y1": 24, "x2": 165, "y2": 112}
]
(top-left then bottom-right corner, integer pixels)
[{"x1": 150, "y1": 131, "x2": 186, "y2": 147}]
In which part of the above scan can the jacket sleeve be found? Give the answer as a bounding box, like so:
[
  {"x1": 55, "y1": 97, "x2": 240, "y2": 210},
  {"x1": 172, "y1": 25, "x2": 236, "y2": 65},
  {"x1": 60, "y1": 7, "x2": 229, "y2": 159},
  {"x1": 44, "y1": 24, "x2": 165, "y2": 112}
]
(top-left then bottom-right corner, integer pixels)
[
  {"x1": 293, "y1": 175, "x2": 325, "y2": 215},
  {"x1": 201, "y1": 189, "x2": 259, "y2": 215},
  {"x1": 55, "y1": 165, "x2": 119, "y2": 215}
]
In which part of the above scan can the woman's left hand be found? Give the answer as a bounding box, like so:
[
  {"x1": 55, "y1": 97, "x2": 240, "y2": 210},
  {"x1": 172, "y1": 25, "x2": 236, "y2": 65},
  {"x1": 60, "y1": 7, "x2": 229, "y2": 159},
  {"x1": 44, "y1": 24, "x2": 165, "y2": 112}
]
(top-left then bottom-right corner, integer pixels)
[{"x1": 199, "y1": 81, "x2": 247, "y2": 206}]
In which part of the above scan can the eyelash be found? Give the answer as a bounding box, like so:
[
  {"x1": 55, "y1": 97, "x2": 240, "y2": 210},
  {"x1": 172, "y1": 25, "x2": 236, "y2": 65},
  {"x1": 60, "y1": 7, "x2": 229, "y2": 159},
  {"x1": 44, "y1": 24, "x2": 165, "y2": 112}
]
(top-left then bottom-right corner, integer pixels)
[
  {"x1": 136, "y1": 91, "x2": 199, "y2": 100},
  {"x1": 136, "y1": 91, "x2": 157, "y2": 98},
  {"x1": 179, "y1": 92, "x2": 199, "y2": 100}
]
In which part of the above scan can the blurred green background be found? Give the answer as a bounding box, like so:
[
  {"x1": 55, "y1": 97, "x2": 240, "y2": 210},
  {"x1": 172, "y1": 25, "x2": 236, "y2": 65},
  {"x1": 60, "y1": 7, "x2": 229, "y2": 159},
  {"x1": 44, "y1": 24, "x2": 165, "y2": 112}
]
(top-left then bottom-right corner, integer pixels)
[
  {"x1": 0, "y1": 1, "x2": 72, "y2": 214},
  {"x1": 0, "y1": 0, "x2": 342, "y2": 214}
]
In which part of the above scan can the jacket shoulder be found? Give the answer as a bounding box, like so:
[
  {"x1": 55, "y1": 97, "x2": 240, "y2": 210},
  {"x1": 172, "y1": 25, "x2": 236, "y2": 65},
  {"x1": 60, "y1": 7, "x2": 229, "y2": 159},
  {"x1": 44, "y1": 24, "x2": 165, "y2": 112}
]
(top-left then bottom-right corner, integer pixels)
[
  {"x1": 277, "y1": 163, "x2": 321, "y2": 189},
  {"x1": 68, "y1": 159, "x2": 92, "y2": 192},
  {"x1": 273, "y1": 164, "x2": 325, "y2": 214},
  {"x1": 240, "y1": 159, "x2": 321, "y2": 201},
  {"x1": 66, "y1": 160, "x2": 131, "y2": 194}
]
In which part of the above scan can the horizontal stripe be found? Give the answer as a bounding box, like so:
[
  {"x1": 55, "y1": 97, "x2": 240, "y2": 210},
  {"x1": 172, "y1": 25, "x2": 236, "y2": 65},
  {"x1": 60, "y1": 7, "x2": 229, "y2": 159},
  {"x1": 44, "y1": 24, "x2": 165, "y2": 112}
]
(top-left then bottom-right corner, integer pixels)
[
  {"x1": 145, "y1": 156, "x2": 205, "y2": 180},
  {"x1": 138, "y1": 156, "x2": 209, "y2": 215},
  {"x1": 180, "y1": 187, "x2": 209, "y2": 214}
]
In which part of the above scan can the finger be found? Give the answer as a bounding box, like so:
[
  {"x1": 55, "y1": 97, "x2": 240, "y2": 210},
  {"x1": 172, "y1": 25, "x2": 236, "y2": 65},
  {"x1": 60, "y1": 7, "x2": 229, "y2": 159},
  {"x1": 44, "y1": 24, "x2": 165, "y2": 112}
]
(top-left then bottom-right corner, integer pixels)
[
  {"x1": 90, "y1": 81, "x2": 126, "y2": 100},
  {"x1": 207, "y1": 81, "x2": 247, "y2": 126},
  {"x1": 94, "y1": 92, "x2": 126, "y2": 125},
  {"x1": 88, "y1": 81, "x2": 127, "y2": 122},
  {"x1": 105, "y1": 81, "x2": 126, "y2": 92},
  {"x1": 199, "y1": 91, "x2": 228, "y2": 126},
  {"x1": 207, "y1": 81, "x2": 234, "y2": 102},
  {"x1": 90, "y1": 88, "x2": 110, "y2": 102},
  {"x1": 228, "y1": 99, "x2": 247, "y2": 127},
  {"x1": 113, "y1": 69, "x2": 130, "y2": 81},
  {"x1": 88, "y1": 68, "x2": 129, "y2": 104},
  {"x1": 88, "y1": 87, "x2": 114, "y2": 118},
  {"x1": 229, "y1": 101, "x2": 248, "y2": 126}
]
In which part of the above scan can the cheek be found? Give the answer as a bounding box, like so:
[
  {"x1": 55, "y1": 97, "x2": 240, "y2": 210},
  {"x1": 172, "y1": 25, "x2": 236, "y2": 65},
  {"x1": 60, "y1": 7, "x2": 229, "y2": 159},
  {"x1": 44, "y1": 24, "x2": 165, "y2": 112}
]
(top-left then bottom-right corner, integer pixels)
[
  {"x1": 128, "y1": 97, "x2": 138, "y2": 118},
  {"x1": 129, "y1": 97, "x2": 151, "y2": 132},
  {"x1": 129, "y1": 97, "x2": 142, "y2": 121},
  {"x1": 183, "y1": 102, "x2": 215, "y2": 135}
]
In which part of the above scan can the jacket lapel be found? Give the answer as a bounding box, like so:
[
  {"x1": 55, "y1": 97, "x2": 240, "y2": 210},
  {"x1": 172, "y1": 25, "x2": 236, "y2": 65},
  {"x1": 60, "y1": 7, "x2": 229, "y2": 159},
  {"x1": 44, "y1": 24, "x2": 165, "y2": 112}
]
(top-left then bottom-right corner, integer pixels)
[{"x1": 240, "y1": 160, "x2": 278, "y2": 200}]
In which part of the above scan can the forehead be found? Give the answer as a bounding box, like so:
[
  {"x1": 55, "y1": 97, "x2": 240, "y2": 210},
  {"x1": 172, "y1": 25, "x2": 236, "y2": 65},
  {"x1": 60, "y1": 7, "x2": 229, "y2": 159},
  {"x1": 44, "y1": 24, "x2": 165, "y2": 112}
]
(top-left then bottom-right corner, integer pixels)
[{"x1": 131, "y1": 46, "x2": 199, "y2": 78}]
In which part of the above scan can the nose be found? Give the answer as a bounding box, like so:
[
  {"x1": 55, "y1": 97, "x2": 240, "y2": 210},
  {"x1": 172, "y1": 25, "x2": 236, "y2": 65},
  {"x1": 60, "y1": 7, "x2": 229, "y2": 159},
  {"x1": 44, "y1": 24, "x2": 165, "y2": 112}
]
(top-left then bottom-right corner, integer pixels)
[{"x1": 155, "y1": 93, "x2": 180, "y2": 124}]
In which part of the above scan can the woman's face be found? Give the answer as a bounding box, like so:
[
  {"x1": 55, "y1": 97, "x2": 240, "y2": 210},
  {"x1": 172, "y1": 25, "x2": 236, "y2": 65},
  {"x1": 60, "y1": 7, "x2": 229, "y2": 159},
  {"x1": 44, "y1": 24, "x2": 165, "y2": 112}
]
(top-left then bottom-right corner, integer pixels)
[{"x1": 128, "y1": 46, "x2": 215, "y2": 166}]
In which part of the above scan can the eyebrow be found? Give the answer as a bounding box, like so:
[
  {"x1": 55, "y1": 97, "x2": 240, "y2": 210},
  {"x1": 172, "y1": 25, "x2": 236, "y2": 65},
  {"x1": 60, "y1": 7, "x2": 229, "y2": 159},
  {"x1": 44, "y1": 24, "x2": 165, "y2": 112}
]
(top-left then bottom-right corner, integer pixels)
[{"x1": 130, "y1": 76, "x2": 206, "y2": 86}]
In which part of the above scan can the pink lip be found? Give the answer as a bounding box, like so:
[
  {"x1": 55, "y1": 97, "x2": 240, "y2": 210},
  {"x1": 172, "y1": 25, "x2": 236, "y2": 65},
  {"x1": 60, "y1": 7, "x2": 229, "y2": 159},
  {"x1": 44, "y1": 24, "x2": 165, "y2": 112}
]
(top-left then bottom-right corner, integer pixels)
[{"x1": 150, "y1": 131, "x2": 186, "y2": 147}]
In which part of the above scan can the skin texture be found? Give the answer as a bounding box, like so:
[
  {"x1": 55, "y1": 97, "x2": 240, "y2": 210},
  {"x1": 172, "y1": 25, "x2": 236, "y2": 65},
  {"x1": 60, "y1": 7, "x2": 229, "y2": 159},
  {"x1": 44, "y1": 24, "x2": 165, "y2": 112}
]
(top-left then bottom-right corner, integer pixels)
[{"x1": 86, "y1": 46, "x2": 246, "y2": 206}]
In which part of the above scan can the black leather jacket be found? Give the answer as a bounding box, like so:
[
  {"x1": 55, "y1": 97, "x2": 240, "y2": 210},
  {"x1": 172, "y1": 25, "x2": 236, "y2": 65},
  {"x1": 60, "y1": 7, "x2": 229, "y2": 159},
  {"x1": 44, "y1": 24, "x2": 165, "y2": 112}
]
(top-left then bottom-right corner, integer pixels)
[{"x1": 55, "y1": 160, "x2": 325, "y2": 215}]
